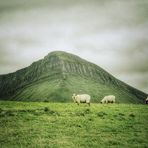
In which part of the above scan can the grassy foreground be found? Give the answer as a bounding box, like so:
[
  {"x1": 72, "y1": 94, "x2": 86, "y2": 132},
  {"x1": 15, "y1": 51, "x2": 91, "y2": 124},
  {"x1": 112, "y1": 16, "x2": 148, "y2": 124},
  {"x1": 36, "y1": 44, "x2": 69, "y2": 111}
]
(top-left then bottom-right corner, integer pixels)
[{"x1": 0, "y1": 101, "x2": 147, "y2": 148}]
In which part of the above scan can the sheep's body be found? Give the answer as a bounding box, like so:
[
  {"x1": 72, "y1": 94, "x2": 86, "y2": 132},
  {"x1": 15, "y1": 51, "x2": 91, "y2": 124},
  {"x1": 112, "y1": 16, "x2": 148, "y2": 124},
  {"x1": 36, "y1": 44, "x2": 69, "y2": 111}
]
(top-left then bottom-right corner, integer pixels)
[
  {"x1": 101, "y1": 95, "x2": 115, "y2": 104},
  {"x1": 72, "y1": 94, "x2": 91, "y2": 106}
]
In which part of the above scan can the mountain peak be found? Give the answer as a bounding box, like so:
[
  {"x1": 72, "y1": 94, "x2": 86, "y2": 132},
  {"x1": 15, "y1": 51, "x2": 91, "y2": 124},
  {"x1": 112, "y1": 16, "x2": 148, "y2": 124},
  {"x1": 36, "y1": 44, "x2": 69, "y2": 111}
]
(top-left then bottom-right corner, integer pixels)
[
  {"x1": 45, "y1": 50, "x2": 72, "y2": 59},
  {"x1": 46, "y1": 50, "x2": 68, "y2": 57},
  {"x1": 0, "y1": 51, "x2": 147, "y2": 103},
  {"x1": 44, "y1": 50, "x2": 84, "y2": 63}
]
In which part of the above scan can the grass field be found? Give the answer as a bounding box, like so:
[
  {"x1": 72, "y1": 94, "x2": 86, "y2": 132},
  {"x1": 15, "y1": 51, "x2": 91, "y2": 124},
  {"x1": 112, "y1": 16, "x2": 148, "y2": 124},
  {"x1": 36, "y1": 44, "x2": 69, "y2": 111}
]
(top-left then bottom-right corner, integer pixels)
[{"x1": 0, "y1": 101, "x2": 147, "y2": 148}]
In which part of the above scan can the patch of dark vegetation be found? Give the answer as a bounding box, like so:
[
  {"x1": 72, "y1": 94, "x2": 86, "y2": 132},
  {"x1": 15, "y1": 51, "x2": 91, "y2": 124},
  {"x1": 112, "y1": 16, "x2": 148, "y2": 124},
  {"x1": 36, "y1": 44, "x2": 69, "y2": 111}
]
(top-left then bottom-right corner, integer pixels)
[
  {"x1": 16, "y1": 109, "x2": 44, "y2": 116},
  {"x1": 44, "y1": 107, "x2": 49, "y2": 112},
  {"x1": 84, "y1": 108, "x2": 91, "y2": 114},
  {"x1": 77, "y1": 124, "x2": 82, "y2": 128},
  {"x1": 0, "y1": 110, "x2": 17, "y2": 117},
  {"x1": 96, "y1": 111, "x2": 107, "y2": 118},
  {"x1": 75, "y1": 112, "x2": 85, "y2": 116},
  {"x1": 75, "y1": 108, "x2": 91, "y2": 117},
  {"x1": 44, "y1": 107, "x2": 60, "y2": 116},
  {"x1": 0, "y1": 108, "x2": 2, "y2": 113},
  {"x1": 18, "y1": 109, "x2": 39, "y2": 113},
  {"x1": 113, "y1": 113, "x2": 125, "y2": 121},
  {"x1": 129, "y1": 113, "x2": 135, "y2": 118},
  {"x1": 88, "y1": 117, "x2": 94, "y2": 121},
  {"x1": 118, "y1": 113, "x2": 125, "y2": 116},
  {"x1": 126, "y1": 124, "x2": 134, "y2": 129},
  {"x1": 71, "y1": 123, "x2": 82, "y2": 128},
  {"x1": 44, "y1": 99, "x2": 49, "y2": 102},
  {"x1": 108, "y1": 140, "x2": 122, "y2": 146},
  {"x1": 0, "y1": 107, "x2": 60, "y2": 117}
]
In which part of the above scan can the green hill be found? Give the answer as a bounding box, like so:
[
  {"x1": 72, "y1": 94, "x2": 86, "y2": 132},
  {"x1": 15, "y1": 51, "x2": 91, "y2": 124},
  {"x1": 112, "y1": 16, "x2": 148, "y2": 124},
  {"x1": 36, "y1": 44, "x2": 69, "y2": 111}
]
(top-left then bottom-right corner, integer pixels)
[{"x1": 0, "y1": 51, "x2": 147, "y2": 103}]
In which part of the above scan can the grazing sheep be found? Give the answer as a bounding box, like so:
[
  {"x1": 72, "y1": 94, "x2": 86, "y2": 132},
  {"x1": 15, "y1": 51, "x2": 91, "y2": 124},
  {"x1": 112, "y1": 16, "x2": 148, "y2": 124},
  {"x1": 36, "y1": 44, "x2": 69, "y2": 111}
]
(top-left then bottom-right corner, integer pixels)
[
  {"x1": 101, "y1": 95, "x2": 116, "y2": 104},
  {"x1": 72, "y1": 94, "x2": 91, "y2": 106},
  {"x1": 145, "y1": 97, "x2": 148, "y2": 104}
]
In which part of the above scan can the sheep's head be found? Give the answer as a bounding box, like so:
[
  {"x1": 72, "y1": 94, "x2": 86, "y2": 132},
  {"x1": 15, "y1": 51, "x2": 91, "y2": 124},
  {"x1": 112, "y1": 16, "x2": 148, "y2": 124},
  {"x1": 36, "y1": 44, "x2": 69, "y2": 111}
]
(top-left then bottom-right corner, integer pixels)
[
  {"x1": 100, "y1": 98, "x2": 104, "y2": 103},
  {"x1": 72, "y1": 94, "x2": 76, "y2": 102}
]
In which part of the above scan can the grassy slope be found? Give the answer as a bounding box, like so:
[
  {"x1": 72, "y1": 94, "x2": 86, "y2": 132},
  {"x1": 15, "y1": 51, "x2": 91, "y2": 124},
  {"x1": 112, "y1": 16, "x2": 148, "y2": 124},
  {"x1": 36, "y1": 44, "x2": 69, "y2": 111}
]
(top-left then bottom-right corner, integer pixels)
[
  {"x1": 0, "y1": 101, "x2": 147, "y2": 148},
  {"x1": 12, "y1": 75, "x2": 140, "y2": 103}
]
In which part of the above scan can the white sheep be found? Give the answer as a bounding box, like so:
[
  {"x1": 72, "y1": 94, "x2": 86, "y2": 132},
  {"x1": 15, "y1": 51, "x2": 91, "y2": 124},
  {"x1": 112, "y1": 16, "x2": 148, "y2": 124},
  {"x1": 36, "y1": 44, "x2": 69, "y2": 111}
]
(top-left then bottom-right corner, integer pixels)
[
  {"x1": 100, "y1": 95, "x2": 116, "y2": 104},
  {"x1": 72, "y1": 94, "x2": 91, "y2": 106}
]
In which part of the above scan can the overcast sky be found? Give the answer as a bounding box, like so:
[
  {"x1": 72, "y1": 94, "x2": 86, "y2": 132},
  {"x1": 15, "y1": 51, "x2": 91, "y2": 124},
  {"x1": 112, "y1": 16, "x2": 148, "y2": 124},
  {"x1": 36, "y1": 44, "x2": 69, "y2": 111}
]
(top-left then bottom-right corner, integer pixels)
[{"x1": 0, "y1": 0, "x2": 148, "y2": 93}]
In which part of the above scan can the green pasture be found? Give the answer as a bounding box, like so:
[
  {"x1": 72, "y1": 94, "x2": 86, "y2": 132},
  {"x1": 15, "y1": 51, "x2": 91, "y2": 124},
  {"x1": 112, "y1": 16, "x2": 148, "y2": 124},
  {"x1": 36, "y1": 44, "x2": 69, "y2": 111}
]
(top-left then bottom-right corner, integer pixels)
[{"x1": 0, "y1": 101, "x2": 147, "y2": 148}]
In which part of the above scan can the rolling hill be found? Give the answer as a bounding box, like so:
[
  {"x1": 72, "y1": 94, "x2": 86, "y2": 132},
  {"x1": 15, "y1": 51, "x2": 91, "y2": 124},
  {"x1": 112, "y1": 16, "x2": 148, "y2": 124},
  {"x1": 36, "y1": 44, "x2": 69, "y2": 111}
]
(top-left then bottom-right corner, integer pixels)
[{"x1": 0, "y1": 51, "x2": 147, "y2": 103}]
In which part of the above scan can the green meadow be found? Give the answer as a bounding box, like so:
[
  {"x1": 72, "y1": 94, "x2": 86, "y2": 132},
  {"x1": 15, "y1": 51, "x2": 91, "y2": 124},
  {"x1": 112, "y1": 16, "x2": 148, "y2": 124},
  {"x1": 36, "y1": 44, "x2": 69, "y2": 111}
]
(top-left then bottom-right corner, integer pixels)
[{"x1": 0, "y1": 101, "x2": 147, "y2": 148}]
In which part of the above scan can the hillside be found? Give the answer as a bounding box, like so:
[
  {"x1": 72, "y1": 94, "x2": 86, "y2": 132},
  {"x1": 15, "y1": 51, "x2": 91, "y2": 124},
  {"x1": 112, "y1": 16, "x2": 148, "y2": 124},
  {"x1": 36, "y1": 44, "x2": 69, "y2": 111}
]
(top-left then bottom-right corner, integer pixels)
[{"x1": 0, "y1": 51, "x2": 147, "y2": 103}]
